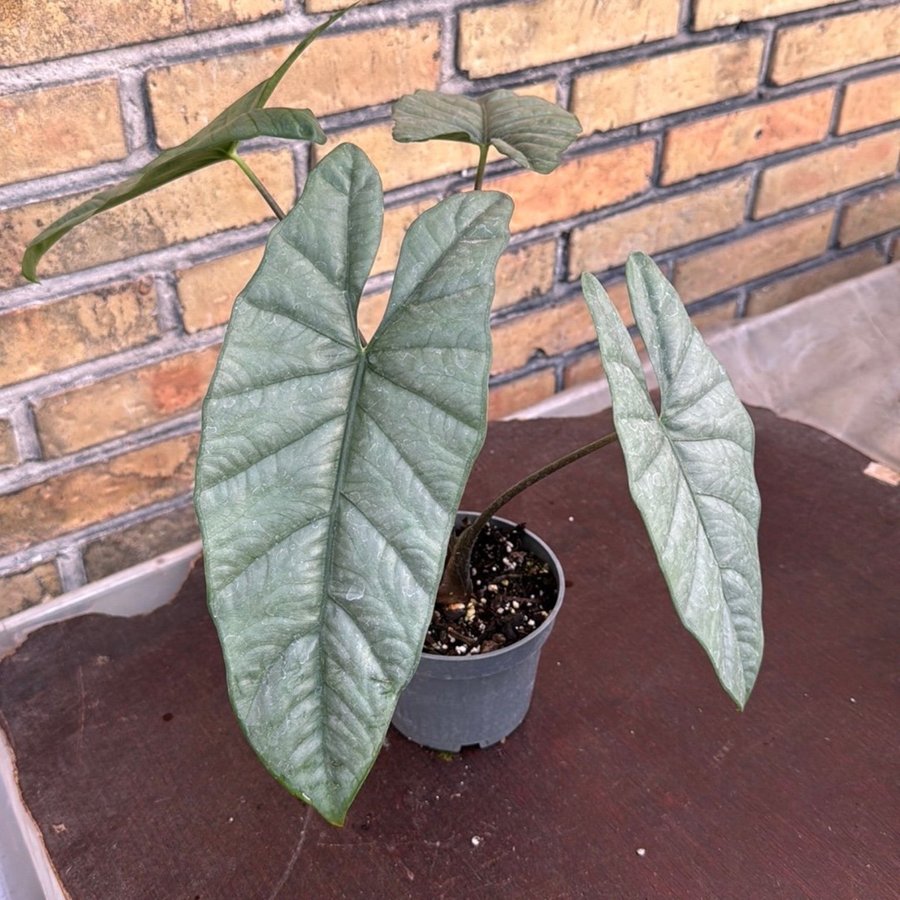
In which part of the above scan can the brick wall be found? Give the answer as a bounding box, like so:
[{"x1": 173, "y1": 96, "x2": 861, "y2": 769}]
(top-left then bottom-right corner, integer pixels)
[{"x1": 1, "y1": 0, "x2": 897, "y2": 616}]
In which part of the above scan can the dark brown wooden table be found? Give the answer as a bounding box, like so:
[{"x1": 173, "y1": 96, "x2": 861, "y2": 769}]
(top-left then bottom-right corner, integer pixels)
[{"x1": 2, "y1": 409, "x2": 898, "y2": 899}]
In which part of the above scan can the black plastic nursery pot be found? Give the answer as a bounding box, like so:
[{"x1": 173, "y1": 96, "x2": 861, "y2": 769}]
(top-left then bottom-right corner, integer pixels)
[{"x1": 391, "y1": 513, "x2": 565, "y2": 752}]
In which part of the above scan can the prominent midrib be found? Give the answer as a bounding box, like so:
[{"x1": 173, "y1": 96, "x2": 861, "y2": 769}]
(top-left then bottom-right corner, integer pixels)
[{"x1": 315, "y1": 347, "x2": 368, "y2": 777}]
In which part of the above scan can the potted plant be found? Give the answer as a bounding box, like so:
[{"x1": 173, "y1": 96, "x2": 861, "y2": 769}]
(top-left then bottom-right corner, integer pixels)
[{"x1": 21, "y1": 10, "x2": 763, "y2": 827}]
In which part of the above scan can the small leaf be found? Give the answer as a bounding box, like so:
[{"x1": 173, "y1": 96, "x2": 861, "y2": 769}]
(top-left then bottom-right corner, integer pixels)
[
  {"x1": 21, "y1": 6, "x2": 352, "y2": 282},
  {"x1": 392, "y1": 88, "x2": 581, "y2": 174},
  {"x1": 582, "y1": 256, "x2": 763, "y2": 708},
  {"x1": 195, "y1": 144, "x2": 512, "y2": 824}
]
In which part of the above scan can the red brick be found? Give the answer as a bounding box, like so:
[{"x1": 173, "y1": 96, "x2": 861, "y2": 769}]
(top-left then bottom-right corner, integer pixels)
[
  {"x1": 0, "y1": 282, "x2": 159, "y2": 388},
  {"x1": 34, "y1": 346, "x2": 220, "y2": 457},
  {"x1": 0, "y1": 434, "x2": 199, "y2": 556},
  {"x1": 753, "y1": 131, "x2": 900, "y2": 218},
  {"x1": 662, "y1": 90, "x2": 833, "y2": 184},
  {"x1": 572, "y1": 39, "x2": 764, "y2": 134},
  {"x1": 770, "y1": 7, "x2": 900, "y2": 86}
]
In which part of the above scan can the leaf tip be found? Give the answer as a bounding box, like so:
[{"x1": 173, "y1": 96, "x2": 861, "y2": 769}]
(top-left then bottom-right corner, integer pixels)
[{"x1": 20, "y1": 250, "x2": 40, "y2": 284}]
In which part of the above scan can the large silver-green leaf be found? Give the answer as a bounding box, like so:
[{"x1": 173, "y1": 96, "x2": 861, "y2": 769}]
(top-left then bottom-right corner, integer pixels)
[
  {"x1": 392, "y1": 88, "x2": 581, "y2": 174},
  {"x1": 21, "y1": 7, "x2": 353, "y2": 282},
  {"x1": 195, "y1": 144, "x2": 512, "y2": 824},
  {"x1": 582, "y1": 255, "x2": 763, "y2": 708}
]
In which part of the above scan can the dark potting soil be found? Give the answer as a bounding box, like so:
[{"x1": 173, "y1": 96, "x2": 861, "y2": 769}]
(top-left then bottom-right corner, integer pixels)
[{"x1": 424, "y1": 518, "x2": 557, "y2": 656}]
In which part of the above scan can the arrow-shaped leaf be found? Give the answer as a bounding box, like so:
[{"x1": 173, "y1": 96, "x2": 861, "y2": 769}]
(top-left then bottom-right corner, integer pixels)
[
  {"x1": 392, "y1": 88, "x2": 581, "y2": 174},
  {"x1": 21, "y1": 6, "x2": 353, "y2": 282},
  {"x1": 195, "y1": 143, "x2": 512, "y2": 824},
  {"x1": 582, "y1": 255, "x2": 763, "y2": 708}
]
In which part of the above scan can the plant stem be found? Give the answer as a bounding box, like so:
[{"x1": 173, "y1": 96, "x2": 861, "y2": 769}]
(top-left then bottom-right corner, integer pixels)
[
  {"x1": 443, "y1": 430, "x2": 619, "y2": 594},
  {"x1": 229, "y1": 151, "x2": 286, "y2": 220},
  {"x1": 473, "y1": 143, "x2": 489, "y2": 191}
]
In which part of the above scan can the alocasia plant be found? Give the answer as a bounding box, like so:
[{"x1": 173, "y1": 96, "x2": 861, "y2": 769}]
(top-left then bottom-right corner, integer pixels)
[{"x1": 22, "y1": 13, "x2": 763, "y2": 825}]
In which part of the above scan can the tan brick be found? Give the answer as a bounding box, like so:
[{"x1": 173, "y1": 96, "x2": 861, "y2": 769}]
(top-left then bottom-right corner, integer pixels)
[
  {"x1": 0, "y1": 419, "x2": 17, "y2": 469},
  {"x1": 0, "y1": 0, "x2": 188, "y2": 66},
  {"x1": 358, "y1": 290, "x2": 390, "y2": 342},
  {"x1": 373, "y1": 198, "x2": 433, "y2": 277},
  {"x1": 661, "y1": 90, "x2": 833, "y2": 185},
  {"x1": 317, "y1": 83, "x2": 557, "y2": 192},
  {"x1": 490, "y1": 142, "x2": 655, "y2": 233},
  {"x1": 319, "y1": 124, "x2": 478, "y2": 194},
  {"x1": 693, "y1": 0, "x2": 845, "y2": 29},
  {"x1": 493, "y1": 240, "x2": 557, "y2": 311},
  {"x1": 573, "y1": 39, "x2": 764, "y2": 135},
  {"x1": 686, "y1": 298, "x2": 739, "y2": 332},
  {"x1": 371, "y1": 202, "x2": 558, "y2": 288},
  {"x1": 492, "y1": 297, "x2": 597, "y2": 374},
  {"x1": 746, "y1": 246, "x2": 885, "y2": 316},
  {"x1": 0, "y1": 282, "x2": 159, "y2": 388},
  {"x1": 35, "y1": 346, "x2": 220, "y2": 457},
  {"x1": 1, "y1": 150, "x2": 293, "y2": 290},
  {"x1": 0, "y1": 563, "x2": 63, "y2": 619},
  {"x1": 891, "y1": 235, "x2": 900, "y2": 263},
  {"x1": 459, "y1": 0, "x2": 679, "y2": 78},
  {"x1": 149, "y1": 22, "x2": 440, "y2": 148},
  {"x1": 838, "y1": 71, "x2": 900, "y2": 135},
  {"x1": 838, "y1": 184, "x2": 900, "y2": 246},
  {"x1": 674, "y1": 210, "x2": 834, "y2": 301},
  {"x1": 754, "y1": 132, "x2": 900, "y2": 218},
  {"x1": 306, "y1": 0, "x2": 380, "y2": 9},
  {"x1": 357, "y1": 240, "x2": 556, "y2": 340},
  {"x1": 0, "y1": 81, "x2": 126, "y2": 187},
  {"x1": 569, "y1": 175, "x2": 751, "y2": 276},
  {"x1": 83, "y1": 504, "x2": 200, "y2": 581},
  {"x1": 188, "y1": 0, "x2": 282, "y2": 29},
  {"x1": 770, "y1": 7, "x2": 900, "y2": 86},
  {"x1": 563, "y1": 350, "x2": 603, "y2": 390},
  {"x1": 0, "y1": 434, "x2": 198, "y2": 556},
  {"x1": 177, "y1": 247, "x2": 264, "y2": 333},
  {"x1": 596, "y1": 280, "x2": 638, "y2": 328},
  {"x1": 488, "y1": 369, "x2": 557, "y2": 420}
]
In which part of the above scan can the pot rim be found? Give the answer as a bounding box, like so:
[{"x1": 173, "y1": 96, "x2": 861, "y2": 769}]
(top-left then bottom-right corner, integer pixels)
[{"x1": 418, "y1": 510, "x2": 565, "y2": 664}]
